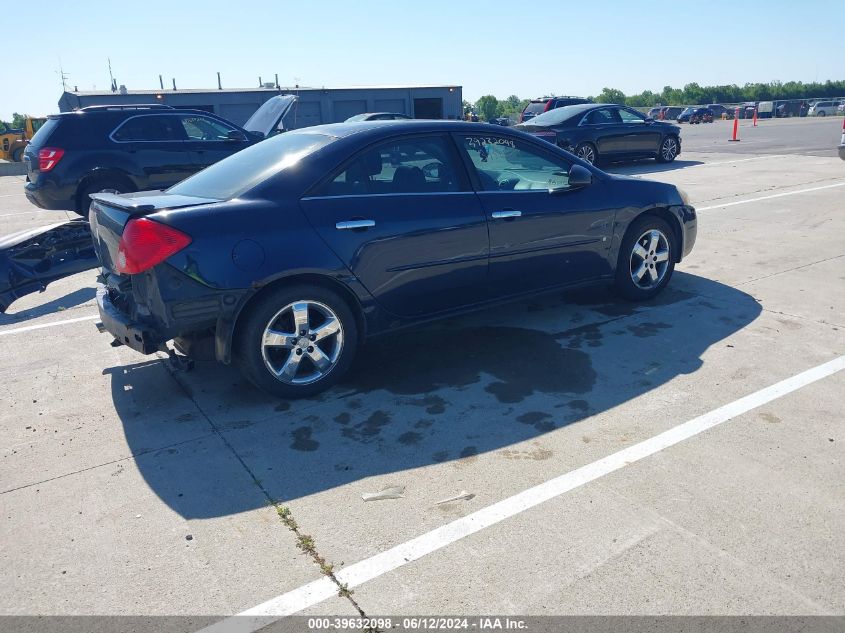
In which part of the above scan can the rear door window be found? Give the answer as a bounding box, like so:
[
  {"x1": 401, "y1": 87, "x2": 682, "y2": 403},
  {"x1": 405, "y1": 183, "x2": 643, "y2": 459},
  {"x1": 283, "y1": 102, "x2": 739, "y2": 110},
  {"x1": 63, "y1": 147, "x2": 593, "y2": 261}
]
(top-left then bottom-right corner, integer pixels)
[
  {"x1": 584, "y1": 109, "x2": 618, "y2": 125},
  {"x1": 112, "y1": 115, "x2": 186, "y2": 142},
  {"x1": 315, "y1": 135, "x2": 467, "y2": 197}
]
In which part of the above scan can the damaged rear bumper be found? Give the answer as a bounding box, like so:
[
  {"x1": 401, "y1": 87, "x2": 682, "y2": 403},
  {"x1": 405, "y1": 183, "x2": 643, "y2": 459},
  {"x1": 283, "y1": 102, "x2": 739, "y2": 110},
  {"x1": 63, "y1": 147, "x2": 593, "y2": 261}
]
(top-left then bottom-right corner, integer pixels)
[
  {"x1": 95, "y1": 284, "x2": 162, "y2": 354},
  {"x1": 0, "y1": 220, "x2": 99, "y2": 312}
]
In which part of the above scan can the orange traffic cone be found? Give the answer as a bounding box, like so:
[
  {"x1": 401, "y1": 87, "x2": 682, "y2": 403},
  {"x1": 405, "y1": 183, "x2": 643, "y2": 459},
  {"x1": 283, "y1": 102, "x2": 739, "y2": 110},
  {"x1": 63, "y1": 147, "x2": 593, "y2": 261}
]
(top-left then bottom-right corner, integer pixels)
[
  {"x1": 729, "y1": 108, "x2": 740, "y2": 141},
  {"x1": 753, "y1": 108, "x2": 758, "y2": 127}
]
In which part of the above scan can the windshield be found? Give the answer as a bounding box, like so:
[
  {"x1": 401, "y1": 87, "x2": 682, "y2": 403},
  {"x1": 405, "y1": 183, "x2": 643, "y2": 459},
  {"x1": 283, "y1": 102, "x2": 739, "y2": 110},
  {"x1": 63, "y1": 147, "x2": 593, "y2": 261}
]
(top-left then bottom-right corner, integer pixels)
[
  {"x1": 345, "y1": 114, "x2": 367, "y2": 121},
  {"x1": 523, "y1": 105, "x2": 590, "y2": 127},
  {"x1": 168, "y1": 132, "x2": 336, "y2": 200}
]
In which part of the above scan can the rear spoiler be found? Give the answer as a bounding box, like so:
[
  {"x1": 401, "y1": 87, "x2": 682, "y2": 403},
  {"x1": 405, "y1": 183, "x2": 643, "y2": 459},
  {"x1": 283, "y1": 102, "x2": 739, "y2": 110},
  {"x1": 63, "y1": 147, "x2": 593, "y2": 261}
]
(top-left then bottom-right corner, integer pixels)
[{"x1": 89, "y1": 193, "x2": 156, "y2": 212}]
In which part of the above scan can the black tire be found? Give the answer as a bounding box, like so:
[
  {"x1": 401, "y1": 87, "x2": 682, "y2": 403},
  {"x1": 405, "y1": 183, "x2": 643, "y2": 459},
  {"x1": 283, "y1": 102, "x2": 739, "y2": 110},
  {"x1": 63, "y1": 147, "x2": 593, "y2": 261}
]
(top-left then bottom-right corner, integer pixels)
[
  {"x1": 76, "y1": 179, "x2": 130, "y2": 218},
  {"x1": 817, "y1": 110, "x2": 826, "y2": 117},
  {"x1": 574, "y1": 142, "x2": 597, "y2": 165},
  {"x1": 10, "y1": 148, "x2": 23, "y2": 162},
  {"x1": 613, "y1": 215, "x2": 676, "y2": 301},
  {"x1": 655, "y1": 135, "x2": 679, "y2": 163},
  {"x1": 234, "y1": 284, "x2": 358, "y2": 399}
]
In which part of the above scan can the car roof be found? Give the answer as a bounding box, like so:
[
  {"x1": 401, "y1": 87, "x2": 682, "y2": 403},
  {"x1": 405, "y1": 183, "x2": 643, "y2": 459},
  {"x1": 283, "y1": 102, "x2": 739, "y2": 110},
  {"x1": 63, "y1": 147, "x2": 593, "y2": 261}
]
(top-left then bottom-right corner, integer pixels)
[{"x1": 287, "y1": 120, "x2": 527, "y2": 140}]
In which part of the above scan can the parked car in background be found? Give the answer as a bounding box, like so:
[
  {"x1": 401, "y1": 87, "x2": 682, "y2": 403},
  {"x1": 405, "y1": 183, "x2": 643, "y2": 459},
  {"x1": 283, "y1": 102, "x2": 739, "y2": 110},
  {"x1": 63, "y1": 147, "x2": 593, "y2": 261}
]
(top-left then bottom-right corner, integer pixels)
[
  {"x1": 707, "y1": 104, "x2": 731, "y2": 119},
  {"x1": 516, "y1": 103, "x2": 682, "y2": 165},
  {"x1": 345, "y1": 112, "x2": 412, "y2": 121},
  {"x1": 660, "y1": 106, "x2": 685, "y2": 121},
  {"x1": 519, "y1": 96, "x2": 592, "y2": 123},
  {"x1": 676, "y1": 107, "x2": 696, "y2": 123},
  {"x1": 808, "y1": 101, "x2": 838, "y2": 117},
  {"x1": 89, "y1": 120, "x2": 696, "y2": 398},
  {"x1": 647, "y1": 107, "x2": 663, "y2": 119},
  {"x1": 23, "y1": 100, "x2": 295, "y2": 216},
  {"x1": 689, "y1": 108, "x2": 714, "y2": 124}
]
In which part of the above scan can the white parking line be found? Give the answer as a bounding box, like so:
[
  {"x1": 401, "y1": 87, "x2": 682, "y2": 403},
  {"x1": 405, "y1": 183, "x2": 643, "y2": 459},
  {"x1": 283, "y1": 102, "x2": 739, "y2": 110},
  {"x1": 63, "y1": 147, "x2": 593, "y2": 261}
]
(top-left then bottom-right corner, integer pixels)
[
  {"x1": 0, "y1": 314, "x2": 99, "y2": 337},
  {"x1": 200, "y1": 354, "x2": 845, "y2": 633},
  {"x1": 694, "y1": 155, "x2": 780, "y2": 167},
  {"x1": 697, "y1": 181, "x2": 845, "y2": 211}
]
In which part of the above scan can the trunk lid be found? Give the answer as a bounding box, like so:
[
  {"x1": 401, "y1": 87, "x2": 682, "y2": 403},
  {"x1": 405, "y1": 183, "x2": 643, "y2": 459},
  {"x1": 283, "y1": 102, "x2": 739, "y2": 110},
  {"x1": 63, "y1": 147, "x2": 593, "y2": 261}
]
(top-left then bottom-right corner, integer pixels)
[{"x1": 89, "y1": 191, "x2": 216, "y2": 275}]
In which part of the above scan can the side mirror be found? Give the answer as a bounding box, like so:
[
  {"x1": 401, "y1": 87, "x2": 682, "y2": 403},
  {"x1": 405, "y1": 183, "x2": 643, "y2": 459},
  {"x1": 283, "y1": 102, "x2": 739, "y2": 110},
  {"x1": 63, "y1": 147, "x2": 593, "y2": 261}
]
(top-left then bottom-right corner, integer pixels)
[
  {"x1": 227, "y1": 130, "x2": 248, "y2": 142},
  {"x1": 568, "y1": 164, "x2": 593, "y2": 188},
  {"x1": 644, "y1": 117, "x2": 654, "y2": 123}
]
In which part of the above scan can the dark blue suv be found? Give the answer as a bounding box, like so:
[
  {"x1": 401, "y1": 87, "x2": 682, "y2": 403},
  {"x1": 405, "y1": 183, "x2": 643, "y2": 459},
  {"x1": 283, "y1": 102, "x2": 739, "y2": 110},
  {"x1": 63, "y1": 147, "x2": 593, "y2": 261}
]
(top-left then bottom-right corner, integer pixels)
[{"x1": 23, "y1": 104, "x2": 267, "y2": 216}]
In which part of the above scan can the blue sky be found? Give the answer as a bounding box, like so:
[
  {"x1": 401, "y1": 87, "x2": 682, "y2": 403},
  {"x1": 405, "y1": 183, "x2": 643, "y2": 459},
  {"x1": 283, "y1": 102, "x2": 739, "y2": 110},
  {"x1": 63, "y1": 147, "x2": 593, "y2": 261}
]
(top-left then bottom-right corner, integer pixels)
[{"x1": 3, "y1": 0, "x2": 843, "y2": 121}]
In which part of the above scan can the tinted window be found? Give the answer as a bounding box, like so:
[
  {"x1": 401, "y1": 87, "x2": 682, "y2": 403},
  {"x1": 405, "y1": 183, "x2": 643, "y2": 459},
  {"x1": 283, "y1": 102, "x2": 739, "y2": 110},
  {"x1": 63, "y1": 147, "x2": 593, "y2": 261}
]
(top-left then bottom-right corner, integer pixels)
[
  {"x1": 28, "y1": 117, "x2": 61, "y2": 147},
  {"x1": 180, "y1": 115, "x2": 237, "y2": 140},
  {"x1": 523, "y1": 101, "x2": 548, "y2": 115},
  {"x1": 618, "y1": 108, "x2": 646, "y2": 123},
  {"x1": 168, "y1": 132, "x2": 335, "y2": 200},
  {"x1": 529, "y1": 105, "x2": 593, "y2": 126},
  {"x1": 316, "y1": 136, "x2": 463, "y2": 197},
  {"x1": 461, "y1": 135, "x2": 571, "y2": 192},
  {"x1": 112, "y1": 115, "x2": 185, "y2": 141},
  {"x1": 585, "y1": 109, "x2": 617, "y2": 124}
]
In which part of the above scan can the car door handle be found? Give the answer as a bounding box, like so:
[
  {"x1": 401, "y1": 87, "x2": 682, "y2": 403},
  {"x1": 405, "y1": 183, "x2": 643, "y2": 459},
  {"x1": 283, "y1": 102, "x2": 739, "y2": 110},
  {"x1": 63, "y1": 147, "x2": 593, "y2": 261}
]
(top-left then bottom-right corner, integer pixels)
[
  {"x1": 491, "y1": 210, "x2": 522, "y2": 219},
  {"x1": 335, "y1": 219, "x2": 376, "y2": 230}
]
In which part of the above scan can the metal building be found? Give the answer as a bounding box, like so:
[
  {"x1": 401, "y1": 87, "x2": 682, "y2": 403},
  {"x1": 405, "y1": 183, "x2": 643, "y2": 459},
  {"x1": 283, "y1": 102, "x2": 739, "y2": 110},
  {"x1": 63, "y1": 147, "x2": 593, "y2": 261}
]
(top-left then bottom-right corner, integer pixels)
[{"x1": 58, "y1": 84, "x2": 463, "y2": 128}]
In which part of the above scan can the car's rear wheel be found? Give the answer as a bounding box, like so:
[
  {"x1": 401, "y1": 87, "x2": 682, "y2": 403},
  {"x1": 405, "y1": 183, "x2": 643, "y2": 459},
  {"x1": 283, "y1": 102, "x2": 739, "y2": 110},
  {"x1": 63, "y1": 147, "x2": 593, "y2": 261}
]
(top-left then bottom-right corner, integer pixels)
[
  {"x1": 613, "y1": 216, "x2": 675, "y2": 301},
  {"x1": 656, "y1": 136, "x2": 679, "y2": 163},
  {"x1": 574, "y1": 142, "x2": 597, "y2": 165},
  {"x1": 817, "y1": 110, "x2": 826, "y2": 117},
  {"x1": 235, "y1": 284, "x2": 358, "y2": 399}
]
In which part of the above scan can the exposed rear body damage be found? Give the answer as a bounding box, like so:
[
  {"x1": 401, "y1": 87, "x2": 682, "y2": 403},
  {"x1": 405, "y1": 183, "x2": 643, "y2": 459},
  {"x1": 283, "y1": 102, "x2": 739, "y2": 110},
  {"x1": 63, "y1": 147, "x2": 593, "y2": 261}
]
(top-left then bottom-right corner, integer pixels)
[{"x1": 0, "y1": 220, "x2": 98, "y2": 312}]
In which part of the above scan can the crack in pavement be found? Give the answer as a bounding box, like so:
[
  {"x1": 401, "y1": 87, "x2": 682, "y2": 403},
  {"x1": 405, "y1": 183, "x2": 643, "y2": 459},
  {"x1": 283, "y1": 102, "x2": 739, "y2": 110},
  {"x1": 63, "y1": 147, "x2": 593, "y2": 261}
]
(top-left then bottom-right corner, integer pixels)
[
  {"x1": 163, "y1": 363, "x2": 373, "y2": 621},
  {"x1": 0, "y1": 432, "x2": 217, "y2": 495}
]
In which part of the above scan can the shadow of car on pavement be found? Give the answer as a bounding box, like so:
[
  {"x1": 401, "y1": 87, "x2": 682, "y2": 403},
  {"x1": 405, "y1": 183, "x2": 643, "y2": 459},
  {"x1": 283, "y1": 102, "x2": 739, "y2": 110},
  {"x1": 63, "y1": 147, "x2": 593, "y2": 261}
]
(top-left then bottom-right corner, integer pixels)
[{"x1": 104, "y1": 271, "x2": 761, "y2": 519}]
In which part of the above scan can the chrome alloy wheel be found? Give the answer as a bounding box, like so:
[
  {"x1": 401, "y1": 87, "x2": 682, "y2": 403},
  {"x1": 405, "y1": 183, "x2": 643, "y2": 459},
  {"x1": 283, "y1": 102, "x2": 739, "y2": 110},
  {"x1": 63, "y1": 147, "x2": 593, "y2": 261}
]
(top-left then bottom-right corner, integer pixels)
[
  {"x1": 630, "y1": 229, "x2": 670, "y2": 289},
  {"x1": 576, "y1": 144, "x2": 596, "y2": 164},
  {"x1": 660, "y1": 137, "x2": 678, "y2": 161},
  {"x1": 260, "y1": 301, "x2": 344, "y2": 385}
]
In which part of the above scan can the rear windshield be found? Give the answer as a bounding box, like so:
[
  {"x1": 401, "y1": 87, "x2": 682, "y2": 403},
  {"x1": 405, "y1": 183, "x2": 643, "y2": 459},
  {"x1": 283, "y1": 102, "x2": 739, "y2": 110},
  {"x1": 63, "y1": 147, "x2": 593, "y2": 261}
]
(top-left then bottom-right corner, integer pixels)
[
  {"x1": 28, "y1": 117, "x2": 61, "y2": 147},
  {"x1": 168, "y1": 132, "x2": 336, "y2": 200},
  {"x1": 525, "y1": 105, "x2": 588, "y2": 126},
  {"x1": 523, "y1": 101, "x2": 548, "y2": 115}
]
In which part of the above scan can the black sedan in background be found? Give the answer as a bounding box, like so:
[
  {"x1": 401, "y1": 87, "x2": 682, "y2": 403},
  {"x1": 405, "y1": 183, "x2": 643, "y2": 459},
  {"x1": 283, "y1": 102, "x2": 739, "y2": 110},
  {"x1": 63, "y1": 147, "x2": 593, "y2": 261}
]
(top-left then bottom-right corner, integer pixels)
[
  {"x1": 516, "y1": 104, "x2": 681, "y2": 165},
  {"x1": 90, "y1": 120, "x2": 696, "y2": 398}
]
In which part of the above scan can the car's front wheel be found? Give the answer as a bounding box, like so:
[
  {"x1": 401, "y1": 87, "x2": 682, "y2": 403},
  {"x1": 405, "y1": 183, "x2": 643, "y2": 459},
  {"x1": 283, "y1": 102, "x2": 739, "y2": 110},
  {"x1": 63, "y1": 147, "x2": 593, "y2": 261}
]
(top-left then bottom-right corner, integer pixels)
[
  {"x1": 613, "y1": 216, "x2": 676, "y2": 301},
  {"x1": 656, "y1": 136, "x2": 679, "y2": 163},
  {"x1": 574, "y1": 142, "x2": 597, "y2": 165},
  {"x1": 235, "y1": 284, "x2": 358, "y2": 399}
]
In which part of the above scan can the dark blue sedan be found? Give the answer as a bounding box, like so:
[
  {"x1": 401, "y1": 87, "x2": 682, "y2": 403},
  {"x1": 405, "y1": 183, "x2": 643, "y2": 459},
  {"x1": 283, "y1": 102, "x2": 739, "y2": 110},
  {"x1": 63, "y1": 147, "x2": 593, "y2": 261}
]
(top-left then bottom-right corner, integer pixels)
[{"x1": 90, "y1": 121, "x2": 697, "y2": 398}]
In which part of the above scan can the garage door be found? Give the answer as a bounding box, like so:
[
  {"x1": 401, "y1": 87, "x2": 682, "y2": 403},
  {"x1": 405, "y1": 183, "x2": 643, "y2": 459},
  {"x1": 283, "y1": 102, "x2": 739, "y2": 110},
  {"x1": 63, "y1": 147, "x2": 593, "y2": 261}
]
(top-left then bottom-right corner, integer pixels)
[{"x1": 333, "y1": 100, "x2": 368, "y2": 122}]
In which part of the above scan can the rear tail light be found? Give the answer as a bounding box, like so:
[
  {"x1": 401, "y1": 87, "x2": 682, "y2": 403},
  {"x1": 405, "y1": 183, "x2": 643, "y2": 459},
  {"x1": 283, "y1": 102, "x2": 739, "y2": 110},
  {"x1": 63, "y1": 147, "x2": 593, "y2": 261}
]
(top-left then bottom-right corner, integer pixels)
[
  {"x1": 116, "y1": 218, "x2": 191, "y2": 275},
  {"x1": 38, "y1": 147, "x2": 65, "y2": 172}
]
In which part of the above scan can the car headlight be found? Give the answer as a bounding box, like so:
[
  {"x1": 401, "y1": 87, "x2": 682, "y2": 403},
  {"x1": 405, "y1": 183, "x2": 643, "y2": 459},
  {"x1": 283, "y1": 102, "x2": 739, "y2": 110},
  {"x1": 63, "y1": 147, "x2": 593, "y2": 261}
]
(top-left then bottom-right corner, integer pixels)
[{"x1": 677, "y1": 187, "x2": 691, "y2": 206}]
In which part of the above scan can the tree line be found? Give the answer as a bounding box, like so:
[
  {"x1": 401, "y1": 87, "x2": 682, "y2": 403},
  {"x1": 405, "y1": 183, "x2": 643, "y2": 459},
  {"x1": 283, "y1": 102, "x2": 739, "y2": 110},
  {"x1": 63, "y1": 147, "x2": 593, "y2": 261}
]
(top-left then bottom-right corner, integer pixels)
[
  {"x1": 0, "y1": 113, "x2": 28, "y2": 132},
  {"x1": 467, "y1": 79, "x2": 845, "y2": 121}
]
